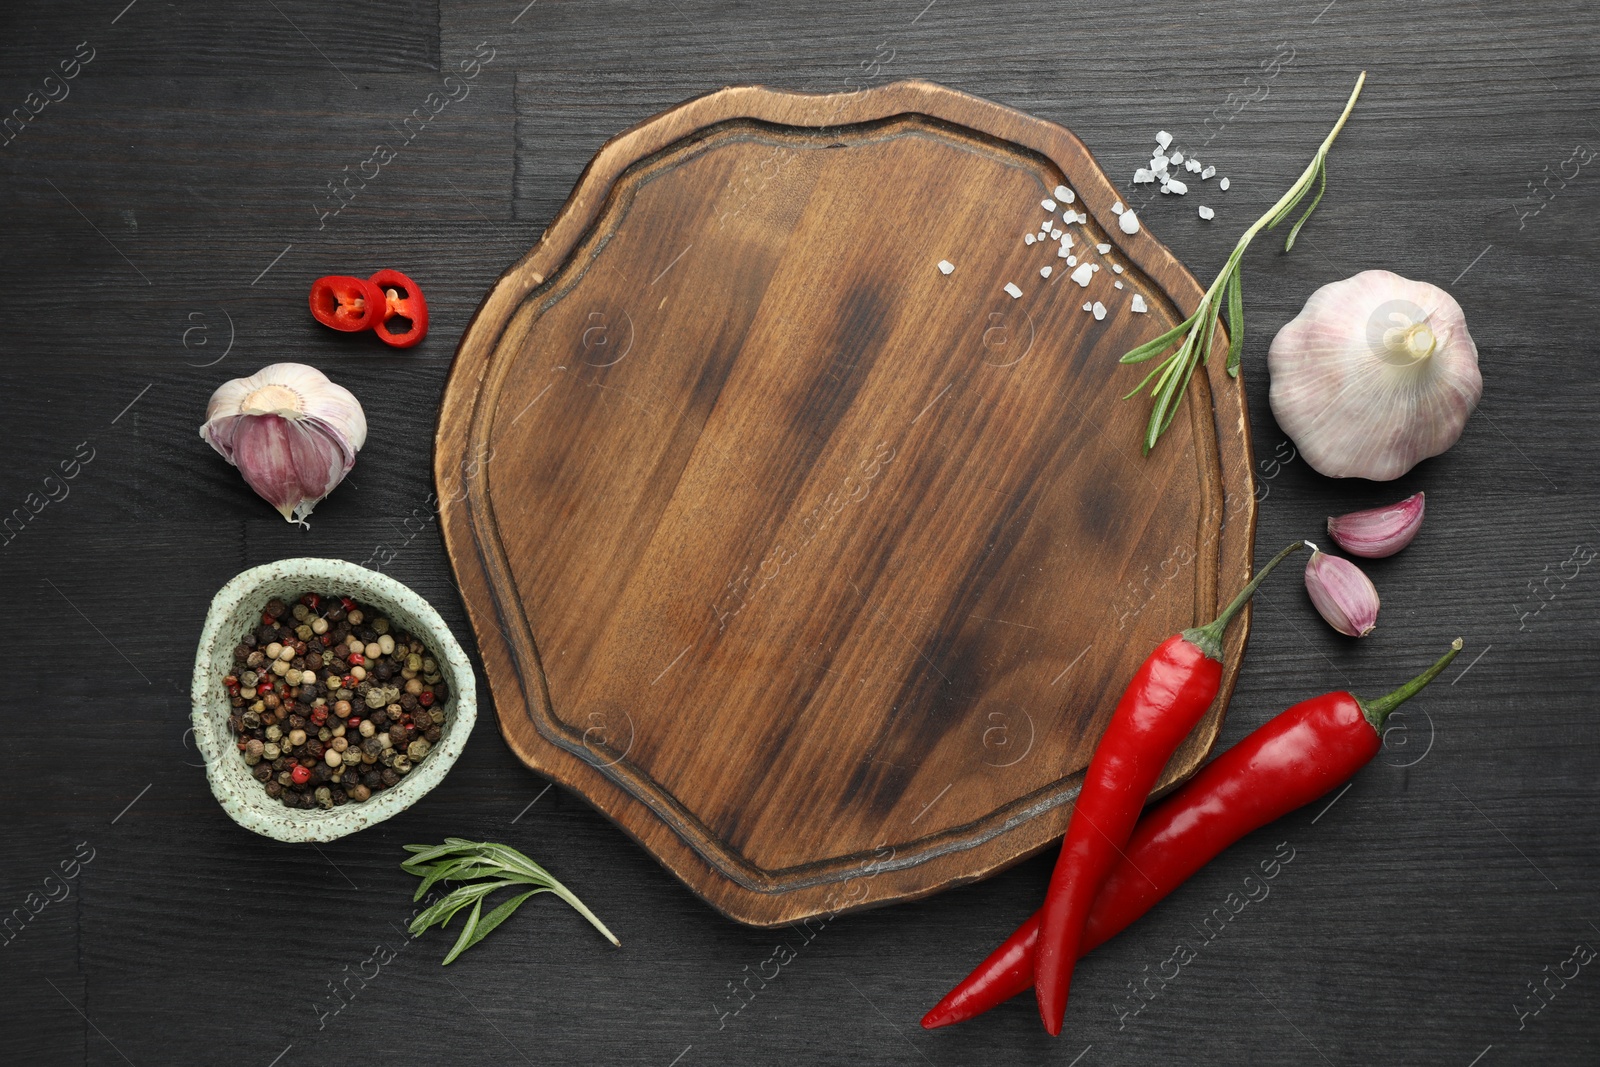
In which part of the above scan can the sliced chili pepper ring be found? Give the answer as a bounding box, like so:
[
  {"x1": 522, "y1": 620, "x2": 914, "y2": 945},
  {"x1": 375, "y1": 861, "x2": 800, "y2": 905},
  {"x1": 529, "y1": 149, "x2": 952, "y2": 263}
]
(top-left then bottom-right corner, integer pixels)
[
  {"x1": 370, "y1": 268, "x2": 428, "y2": 348},
  {"x1": 308, "y1": 275, "x2": 384, "y2": 332}
]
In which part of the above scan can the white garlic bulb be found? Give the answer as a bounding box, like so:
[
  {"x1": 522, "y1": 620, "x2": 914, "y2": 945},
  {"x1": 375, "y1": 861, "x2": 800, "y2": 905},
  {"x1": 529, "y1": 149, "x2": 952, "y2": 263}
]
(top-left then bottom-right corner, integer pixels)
[
  {"x1": 200, "y1": 362, "x2": 366, "y2": 525},
  {"x1": 1268, "y1": 270, "x2": 1481, "y2": 480}
]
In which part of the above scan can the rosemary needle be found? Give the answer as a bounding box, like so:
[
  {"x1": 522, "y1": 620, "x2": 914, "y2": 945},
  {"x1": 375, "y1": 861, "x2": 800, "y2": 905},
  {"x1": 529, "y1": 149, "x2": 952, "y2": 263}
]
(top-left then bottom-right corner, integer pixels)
[
  {"x1": 1120, "y1": 71, "x2": 1367, "y2": 454},
  {"x1": 402, "y1": 839, "x2": 620, "y2": 964}
]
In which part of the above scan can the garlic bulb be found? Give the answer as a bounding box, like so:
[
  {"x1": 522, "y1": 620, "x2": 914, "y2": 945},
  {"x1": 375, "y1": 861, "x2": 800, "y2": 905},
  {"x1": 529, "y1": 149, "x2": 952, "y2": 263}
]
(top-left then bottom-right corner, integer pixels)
[
  {"x1": 200, "y1": 363, "x2": 366, "y2": 525},
  {"x1": 1268, "y1": 270, "x2": 1481, "y2": 480}
]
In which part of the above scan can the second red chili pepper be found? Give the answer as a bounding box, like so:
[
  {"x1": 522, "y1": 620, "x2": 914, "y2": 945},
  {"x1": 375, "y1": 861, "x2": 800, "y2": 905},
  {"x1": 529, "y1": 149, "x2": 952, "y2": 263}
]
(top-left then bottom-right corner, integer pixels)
[
  {"x1": 1035, "y1": 540, "x2": 1306, "y2": 1033},
  {"x1": 370, "y1": 268, "x2": 428, "y2": 348},
  {"x1": 923, "y1": 638, "x2": 1463, "y2": 1029}
]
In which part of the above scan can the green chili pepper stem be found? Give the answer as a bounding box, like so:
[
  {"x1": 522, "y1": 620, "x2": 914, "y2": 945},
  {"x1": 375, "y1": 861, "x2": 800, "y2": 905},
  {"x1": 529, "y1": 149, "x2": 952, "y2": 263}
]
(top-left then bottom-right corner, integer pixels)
[
  {"x1": 1182, "y1": 540, "x2": 1308, "y2": 661},
  {"x1": 1359, "y1": 639, "x2": 1464, "y2": 731}
]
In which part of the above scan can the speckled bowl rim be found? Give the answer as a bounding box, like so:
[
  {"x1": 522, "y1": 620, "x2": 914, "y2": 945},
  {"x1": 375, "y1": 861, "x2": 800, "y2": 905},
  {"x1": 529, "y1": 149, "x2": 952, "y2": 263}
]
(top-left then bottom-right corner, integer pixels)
[{"x1": 190, "y1": 557, "x2": 476, "y2": 842}]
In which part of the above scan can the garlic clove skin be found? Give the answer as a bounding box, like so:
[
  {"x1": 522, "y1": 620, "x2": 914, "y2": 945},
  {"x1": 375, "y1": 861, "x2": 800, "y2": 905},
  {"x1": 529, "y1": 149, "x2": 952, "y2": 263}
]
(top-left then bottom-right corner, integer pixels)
[
  {"x1": 1304, "y1": 549, "x2": 1380, "y2": 637},
  {"x1": 1327, "y1": 491, "x2": 1425, "y2": 558},
  {"x1": 1269, "y1": 271, "x2": 1482, "y2": 481},
  {"x1": 200, "y1": 363, "x2": 366, "y2": 526}
]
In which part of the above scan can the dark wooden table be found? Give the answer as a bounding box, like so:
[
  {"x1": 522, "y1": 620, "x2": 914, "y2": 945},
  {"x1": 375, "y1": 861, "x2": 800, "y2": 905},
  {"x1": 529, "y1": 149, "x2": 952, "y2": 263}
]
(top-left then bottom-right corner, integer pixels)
[{"x1": 3, "y1": 2, "x2": 1595, "y2": 1064}]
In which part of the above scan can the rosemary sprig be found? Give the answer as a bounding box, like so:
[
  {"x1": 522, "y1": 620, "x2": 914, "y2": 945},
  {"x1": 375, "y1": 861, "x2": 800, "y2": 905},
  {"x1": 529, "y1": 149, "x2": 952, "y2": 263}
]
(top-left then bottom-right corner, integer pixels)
[
  {"x1": 1121, "y1": 71, "x2": 1367, "y2": 454},
  {"x1": 401, "y1": 838, "x2": 620, "y2": 964}
]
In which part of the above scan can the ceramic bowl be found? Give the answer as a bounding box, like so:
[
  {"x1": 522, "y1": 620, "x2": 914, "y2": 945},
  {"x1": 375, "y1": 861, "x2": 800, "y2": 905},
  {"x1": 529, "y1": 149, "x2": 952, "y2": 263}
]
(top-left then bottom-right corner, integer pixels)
[{"x1": 191, "y1": 557, "x2": 476, "y2": 842}]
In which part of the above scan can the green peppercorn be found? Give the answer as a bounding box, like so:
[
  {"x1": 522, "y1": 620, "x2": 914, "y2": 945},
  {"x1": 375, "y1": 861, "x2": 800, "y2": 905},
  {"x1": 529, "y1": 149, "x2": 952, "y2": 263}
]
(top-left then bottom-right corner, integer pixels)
[
  {"x1": 407, "y1": 738, "x2": 431, "y2": 761},
  {"x1": 314, "y1": 786, "x2": 333, "y2": 809},
  {"x1": 263, "y1": 742, "x2": 281, "y2": 761},
  {"x1": 265, "y1": 724, "x2": 282, "y2": 742}
]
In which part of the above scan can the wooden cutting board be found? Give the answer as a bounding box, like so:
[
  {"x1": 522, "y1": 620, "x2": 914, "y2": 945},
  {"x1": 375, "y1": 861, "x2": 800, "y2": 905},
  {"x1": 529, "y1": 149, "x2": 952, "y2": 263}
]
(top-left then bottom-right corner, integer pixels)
[{"x1": 435, "y1": 80, "x2": 1256, "y2": 927}]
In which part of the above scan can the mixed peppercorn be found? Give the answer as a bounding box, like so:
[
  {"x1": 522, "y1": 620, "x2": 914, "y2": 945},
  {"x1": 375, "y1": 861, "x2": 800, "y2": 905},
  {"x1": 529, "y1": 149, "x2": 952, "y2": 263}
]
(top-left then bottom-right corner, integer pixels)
[{"x1": 224, "y1": 593, "x2": 447, "y2": 809}]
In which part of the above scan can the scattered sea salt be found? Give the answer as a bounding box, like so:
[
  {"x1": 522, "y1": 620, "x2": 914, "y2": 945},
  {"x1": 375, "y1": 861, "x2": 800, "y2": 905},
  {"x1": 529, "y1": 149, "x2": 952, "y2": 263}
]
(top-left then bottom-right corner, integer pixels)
[
  {"x1": 1059, "y1": 232, "x2": 1073, "y2": 247},
  {"x1": 1156, "y1": 130, "x2": 1173, "y2": 149},
  {"x1": 1066, "y1": 255, "x2": 1077, "y2": 266},
  {"x1": 1219, "y1": 177, "x2": 1230, "y2": 191},
  {"x1": 1004, "y1": 282, "x2": 1023, "y2": 299},
  {"x1": 1093, "y1": 301, "x2": 1107, "y2": 321},
  {"x1": 1133, "y1": 169, "x2": 1155, "y2": 183},
  {"x1": 1040, "y1": 265, "x2": 1054, "y2": 279},
  {"x1": 1070, "y1": 263, "x2": 1094, "y2": 287},
  {"x1": 1119, "y1": 210, "x2": 1140, "y2": 234},
  {"x1": 1198, "y1": 205, "x2": 1215, "y2": 220},
  {"x1": 1185, "y1": 157, "x2": 1202, "y2": 173},
  {"x1": 1152, "y1": 155, "x2": 1170, "y2": 170},
  {"x1": 1082, "y1": 302, "x2": 1093, "y2": 312},
  {"x1": 937, "y1": 259, "x2": 954, "y2": 275},
  {"x1": 1112, "y1": 264, "x2": 1124, "y2": 274},
  {"x1": 1091, "y1": 263, "x2": 1100, "y2": 272},
  {"x1": 1057, "y1": 246, "x2": 1070, "y2": 259},
  {"x1": 1096, "y1": 243, "x2": 1111, "y2": 254},
  {"x1": 1201, "y1": 165, "x2": 1216, "y2": 180},
  {"x1": 1131, "y1": 294, "x2": 1149, "y2": 313},
  {"x1": 1024, "y1": 233, "x2": 1036, "y2": 246},
  {"x1": 1042, "y1": 198, "x2": 1057, "y2": 211},
  {"x1": 1170, "y1": 151, "x2": 1184, "y2": 164},
  {"x1": 1112, "y1": 200, "x2": 1125, "y2": 215},
  {"x1": 1114, "y1": 280, "x2": 1124, "y2": 289},
  {"x1": 1050, "y1": 227, "x2": 1063, "y2": 240},
  {"x1": 1060, "y1": 187, "x2": 1076, "y2": 204},
  {"x1": 1167, "y1": 178, "x2": 1188, "y2": 195}
]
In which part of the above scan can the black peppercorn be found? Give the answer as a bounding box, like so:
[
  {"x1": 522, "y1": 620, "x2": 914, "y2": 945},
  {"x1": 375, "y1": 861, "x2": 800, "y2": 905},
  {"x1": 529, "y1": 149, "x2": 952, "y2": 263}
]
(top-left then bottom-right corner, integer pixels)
[
  {"x1": 388, "y1": 725, "x2": 407, "y2": 745},
  {"x1": 362, "y1": 769, "x2": 382, "y2": 789},
  {"x1": 370, "y1": 708, "x2": 390, "y2": 727},
  {"x1": 375, "y1": 662, "x2": 394, "y2": 681},
  {"x1": 233, "y1": 644, "x2": 250, "y2": 663},
  {"x1": 380, "y1": 768, "x2": 399, "y2": 787},
  {"x1": 265, "y1": 780, "x2": 282, "y2": 798},
  {"x1": 331, "y1": 789, "x2": 347, "y2": 806},
  {"x1": 312, "y1": 763, "x2": 334, "y2": 784},
  {"x1": 326, "y1": 606, "x2": 346, "y2": 623},
  {"x1": 265, "y1": 598, "x2": 286, "y2": 618},
  {"x1": 425, "y1": 725, "x2": 442, "y2": 743},
  {"x1": 253, "y1": 764, "x2": 272, "y2": 782}
]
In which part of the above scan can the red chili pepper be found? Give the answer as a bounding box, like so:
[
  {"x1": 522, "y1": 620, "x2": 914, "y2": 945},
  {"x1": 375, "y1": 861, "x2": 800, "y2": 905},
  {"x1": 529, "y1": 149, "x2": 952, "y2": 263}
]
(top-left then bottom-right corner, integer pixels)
[
  {"x1": 369, "y1": 268, "x2": 428, "y2": 348},
  {"x1": 309, "y1": 275, "x2": 384, "y2": 332},
  {"x1": 923, "y1": 638, "x2": 1463, "y2": 1030},
  {"x1": 1034, "y1": 540, "x2": 1306, "y2": 1033}
]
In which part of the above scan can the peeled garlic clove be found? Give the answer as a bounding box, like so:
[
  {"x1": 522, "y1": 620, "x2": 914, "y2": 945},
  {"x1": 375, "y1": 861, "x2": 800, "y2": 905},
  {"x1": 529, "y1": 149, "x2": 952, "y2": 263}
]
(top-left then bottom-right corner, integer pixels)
[
  {"x1": 200, "y1": 363, "x2": 366, "y2": 525},
  {"x1": 1268, "y1": 270, "x2": 1482, "y2": 481},
  {"x1": 1327, "y1": 491, "x2": 1425, "y2": 558},
  {"x1": 1304, "y1": 549, "x2": 1379, "y2": 637}
]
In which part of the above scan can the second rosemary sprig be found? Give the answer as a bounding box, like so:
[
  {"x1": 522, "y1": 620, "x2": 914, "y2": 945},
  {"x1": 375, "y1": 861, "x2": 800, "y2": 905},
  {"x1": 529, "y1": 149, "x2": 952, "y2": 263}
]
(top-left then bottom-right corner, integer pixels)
[
  {"x1": 401, "y1": 838, "x2": 620, "y2": 964},
  {"x1": 1121, "y1": 71, "x2": 1368, "y2": 454}
]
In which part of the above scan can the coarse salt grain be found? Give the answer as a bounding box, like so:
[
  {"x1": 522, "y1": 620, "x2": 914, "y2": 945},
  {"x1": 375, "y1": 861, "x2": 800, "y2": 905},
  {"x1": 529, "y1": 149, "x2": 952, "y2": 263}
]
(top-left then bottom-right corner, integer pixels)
[
  {"x1": 1059, "y1": 231, "x2": 1073, "y2": 247},
  {"x1": 1119, "y1": 210, "x2": 1140, "y2": 234},
  {"x1": 1060, "y1": 187, "x2": 1076, "y2": 203},
  {"x1": 1112, "y1": 200, "x2": 1125, "y2": 214},
  {"x1": 1082, "y1": 302, "x2": 1093, "y2": 312},
  {"x1": 1070, "y1": 263, "x2": 1094, "y2": 287},
  {"x1": 1096, "y1": 243, "x2": 1111, "y2": 254},
  {"x1": 1042, "y1": 198, "x2": 1057, "y2": 211},
  {"x1": 1152, "y1": 155, "x2": 1170, "y2": 170},
  {"x1": 1167, "y1": 178, "x2": 1188, "y2": 195},
  {"x1": 1114, "y1": 280, "x2": 1124, "y2": 289},
  {"x1": 1198, "y1": 205, "x2": 1215, "y2": 220},
  {"x1": 1050, "y1": 227, "x2": 1063, "y2": 240},
  {"x1": 1040, "y1": 265, "x2": 1053, "y2": 278},
  {"x1": 1004, "y1": 282, "x2": 1023, "y2": 299},
  {"x1": 1156, "y1": 130, "x2": 1172, "y2": 149},
  {"x1": 1057, "y1": 246, "x2": 1070, "y2": 259},
  {"x1": 1201, "y1": 165, "x2": 1216, "y2": 179},
  {"x1": 1170, "y1": 151, "x2": 1184, "y2": 164},
  {"x1": 1093, "y1": 301, "x2": 1107, "y2": 320},
  {"x1": 937, "y1": 260, "x2": 954, "y2": 275},
  {"x1": 1066, "y1": 255, "x2": 1077, "y2": 266},
  {"x1": 1185, "y1": 157, "x2": 1202, "y2": 173},
  {"x1": 1133, "y1": 169, "x2": 1155, "y2": 183},
  {"x1": 1111, "y1": 264, "x2": 1124, "y2": 274},
  {"x1": 1024, "y1": 233, "x2": 1036, "y2": 245},
  {"x1": 1219, "y1": 177, "x2": 1230, "y2": 191},
  {"x1": 1091, "y1": 263, "x2": 1100, "y2": 272},
  {"x1": 1131, "y1": 294, "x2": 1149, "y2": 313}
]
